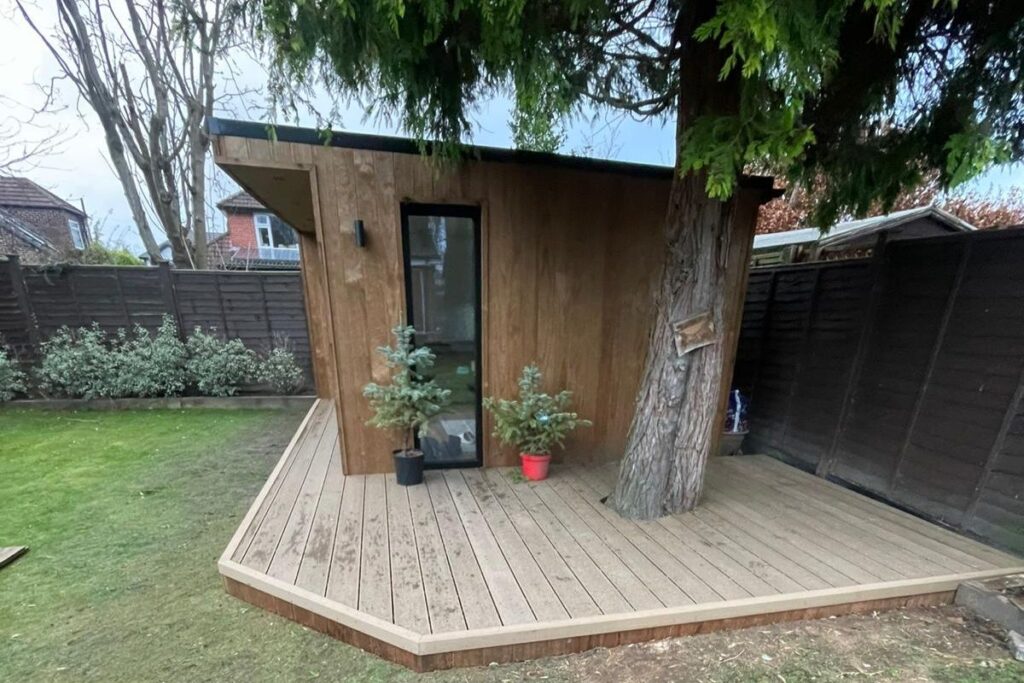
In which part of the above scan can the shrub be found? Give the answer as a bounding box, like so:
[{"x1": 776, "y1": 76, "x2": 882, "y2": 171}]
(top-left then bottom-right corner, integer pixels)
[
  {"x1": 108, "y1": 316, "x2": 188, "y2": 398},
  {"x1": 483, "y1": 364, "x2": 591, "y2": 455},
  {"x1": 35, "y1": 324, "x2": 114, "y2": 398},
  {"x1": 78, "y1": 242, "x2": 143, "y2": 266},
  {"x1": 185, "y1": 328, "x2": 258, "y2": 396},
  {"x1": 258, "y1": 342, "x2": 304, "y2": 395},
  {"x1": 363, "y1": 324, "x2": 451, "y2": 451},
  {"x1": 0, "y1": 343, "x2": 26, "y2": 401}
]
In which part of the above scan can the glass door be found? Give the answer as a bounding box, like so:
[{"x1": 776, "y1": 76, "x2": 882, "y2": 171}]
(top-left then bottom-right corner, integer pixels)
[{"x1": 401, "y1": 204, "x2": 481, "y2": 468}]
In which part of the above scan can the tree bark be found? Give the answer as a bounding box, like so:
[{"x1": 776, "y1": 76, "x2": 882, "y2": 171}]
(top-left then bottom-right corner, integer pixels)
[{"x1": 609, "y1": 0, "x2": 754, "y2": 519}]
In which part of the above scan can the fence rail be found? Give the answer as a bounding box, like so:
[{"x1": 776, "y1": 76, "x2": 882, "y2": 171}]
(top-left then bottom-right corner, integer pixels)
[
  {"x1": 734, "y1": 227, "x2": 1024, "y2": 554},
  {"x1": 0, "y1": 257, "x2": 312, "y2": 383}
]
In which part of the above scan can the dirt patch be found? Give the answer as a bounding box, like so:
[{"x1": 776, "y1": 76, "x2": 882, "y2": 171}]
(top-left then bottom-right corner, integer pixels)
[{"x1": 452, "y1": 606, "x2": 1024, "y2": 682}]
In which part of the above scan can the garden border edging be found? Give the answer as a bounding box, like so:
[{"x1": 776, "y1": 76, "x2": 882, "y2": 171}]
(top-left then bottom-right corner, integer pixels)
[{"x1": 6, "y1": 395, "x2": 316, "y2": 411}]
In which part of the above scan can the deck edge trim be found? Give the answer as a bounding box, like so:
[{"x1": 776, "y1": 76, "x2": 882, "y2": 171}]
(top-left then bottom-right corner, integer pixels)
[
  {"x1": 414, "y1": 565, "x2": 1024, "y2": 653},
  {"x1": 220, "y1": 558, "x2": 424, "y2": 652},
  {"x1": 220, "y1": 549, "x2": 1024, "y2": 657}
]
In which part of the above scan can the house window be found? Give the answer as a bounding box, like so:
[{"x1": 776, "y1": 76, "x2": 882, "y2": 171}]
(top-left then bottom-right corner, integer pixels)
[
  {"x1": 68, "y1": 218, "x2": 85, "y2": 250},
  {"x1": 253, "y1": 212, "x2": 298, "y2": 259}
]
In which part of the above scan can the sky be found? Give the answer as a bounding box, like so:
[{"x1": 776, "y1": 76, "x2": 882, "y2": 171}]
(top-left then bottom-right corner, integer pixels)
[{"x1": 1, "y1": 4, "x2": 1021, "y2": 254}]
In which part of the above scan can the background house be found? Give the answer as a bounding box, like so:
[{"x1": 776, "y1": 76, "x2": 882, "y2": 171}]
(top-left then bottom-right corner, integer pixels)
[
  {"x1": 215, "y1": 190, "x2": 300, "y2": 270},
  {"x1": 751, "y1": 205, "x2": 975, "y2": 266},
  {"x1": 0, "y1": 177, "x2": 88, "y2": 262},
  {"x1": 0, "y1": 208, "x2": 59, "y2": 264}
]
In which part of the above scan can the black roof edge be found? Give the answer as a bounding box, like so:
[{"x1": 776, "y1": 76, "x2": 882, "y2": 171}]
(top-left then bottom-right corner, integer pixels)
[{"x1": 208, "y1": 117, "x2": 777, "y2": 192}]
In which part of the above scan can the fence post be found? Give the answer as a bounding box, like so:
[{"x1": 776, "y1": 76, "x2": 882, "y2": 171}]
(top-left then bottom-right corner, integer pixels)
[
  {"x1": 158, "y1": 262, "x2": 185, "y2": 340},
  {"x1": 816, "y1": 232, "x2": 889, "y2": 478},
  {"x1": 886, "y1": 235, "x2": 973, "y2": 493},
  {"x1": 6, "y1": 254, "x2": 41, "y2": 355}
]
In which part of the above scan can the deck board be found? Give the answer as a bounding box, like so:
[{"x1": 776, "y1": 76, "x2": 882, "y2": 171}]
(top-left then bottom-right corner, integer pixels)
[
  {"x1": 484, "y1": 467, "x2": 626, "y2": 615},
  {"x1": 407, "y1": 479, "x2": 467, "y2": 633},
  {"x1": 425, "y1": 472, "x2": 501, "y2": 630},
  {"x1": 325, "y1": 474, "x2": 363, "y2": 607},
  {"x1": 295, "y1": 439, "x2": 344, "y2": 595},
  {"x1": 385, "y1": 475, "x2": 430, "y2": 632},
  {"x1": 460, "y1": 470, "x2": 569, "y2": 622},
  {"x1": 219, "y1": 405, "x2": 1023, "y2": 668},
  {"x1": 358, "y1": 474, "x2": 392, "y2": 622}
]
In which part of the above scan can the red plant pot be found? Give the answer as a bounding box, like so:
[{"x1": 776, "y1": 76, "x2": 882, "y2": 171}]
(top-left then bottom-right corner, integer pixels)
[{"x1": 520, "y1": 453, "x2": 552, "y2": 481}]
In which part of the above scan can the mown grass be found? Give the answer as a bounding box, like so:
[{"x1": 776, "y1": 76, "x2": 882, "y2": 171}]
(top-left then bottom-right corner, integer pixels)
[{"x1": 0, "y1": 407, "x2": 414, "y2": 682}]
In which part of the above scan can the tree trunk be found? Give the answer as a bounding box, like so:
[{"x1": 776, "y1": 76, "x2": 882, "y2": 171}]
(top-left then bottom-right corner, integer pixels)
[
  {"x1": 610, "y1": 172, "x2": 756, "y2": 519},
  {"x1": 609, "y1": 0, "x2": 757, "y2": 519}
]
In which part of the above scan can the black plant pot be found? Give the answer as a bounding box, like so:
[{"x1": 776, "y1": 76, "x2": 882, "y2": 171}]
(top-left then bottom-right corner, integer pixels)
[{"x1": 393, "y1": 449, "x2": 425, "y2": 486}]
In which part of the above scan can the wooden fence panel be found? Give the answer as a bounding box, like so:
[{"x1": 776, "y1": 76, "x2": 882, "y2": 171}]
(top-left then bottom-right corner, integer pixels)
[
  {"x1": 0, "y1": 261, "x2": 312, "y2": 386},
  {"x1": 832, "y1": 239, "x2": 965, "y2": 493},
  {"x1": 781, "y1": 262, "x2": 872, "y2": 468},
  {"x1": 738, "y1": 227, "x2": 1024, "y2": 554},
  {"x1": 0, "y1": 258, "x2": 34, "y2": 358}
]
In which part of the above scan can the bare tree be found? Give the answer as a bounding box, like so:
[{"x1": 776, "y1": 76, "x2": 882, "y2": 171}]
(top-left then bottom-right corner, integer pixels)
[
  {"x1": 17, "y1": 0, "x2": 245, "y2": 268},
  {"x1": 0, "y1": 95, "x2": 69, "y2": 176}
]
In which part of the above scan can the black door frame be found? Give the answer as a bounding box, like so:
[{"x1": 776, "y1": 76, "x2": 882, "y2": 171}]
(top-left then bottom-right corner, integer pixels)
[{"x1": 400, "y1": 203, "x2": 483, "y2": 469}]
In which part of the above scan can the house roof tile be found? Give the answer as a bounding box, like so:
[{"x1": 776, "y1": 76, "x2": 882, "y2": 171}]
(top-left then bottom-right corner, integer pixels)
[
  {"x1": 0, "y1": 177, "x2": 86, "y2": 216},
  {"x1": 217, "y1": 190, "x2": 266, "y2": 211}
]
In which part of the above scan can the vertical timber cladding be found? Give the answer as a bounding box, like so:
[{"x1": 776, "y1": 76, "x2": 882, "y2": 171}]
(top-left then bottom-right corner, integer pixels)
[
  {"x1": 216, "y1": 133, "x2": 773, "y2": 475},
  {"x1": 317, "y1": 150, "x2": 675, "y2": 473}
]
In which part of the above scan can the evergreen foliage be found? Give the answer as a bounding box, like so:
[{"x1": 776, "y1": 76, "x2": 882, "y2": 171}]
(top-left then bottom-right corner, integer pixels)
[
  {"x1": 363, "y1": 325, "x2": 452, "y2": 452},
  {"x1": 258, "y1": 0, "x2": 1024, "y2": 227},
  {"x1": 36, "y1": 324, "x2": 113, "y2": 399},
  {"x1": 258, "y1": 341, "x2": 305, "y2": 394},
  {"x1": 78, "y1": 243, "x2": 144, "y2": 266},
  {"x1": 0, "y1": 342, "x2": 26, "y2": 402},
  {"x1": 107, "y1": 316, "x2": 188, "y2": 398},
  {"x1": 483, "y1": 365, "x2": 591, "y2": 455},
  {"x1": 185, "y1": 329, "x2": 258, "y2": 397}
]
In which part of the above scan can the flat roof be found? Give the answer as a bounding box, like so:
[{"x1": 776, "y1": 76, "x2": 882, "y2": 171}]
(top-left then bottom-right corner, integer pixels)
[{"x1": 208, "y1": 117, "x2": 777, "y2": 191}]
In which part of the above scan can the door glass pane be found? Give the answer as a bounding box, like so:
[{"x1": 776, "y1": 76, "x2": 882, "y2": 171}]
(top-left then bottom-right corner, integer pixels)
[{"x1": 406, "y1": 213, "x2": 478, "y2": 466}]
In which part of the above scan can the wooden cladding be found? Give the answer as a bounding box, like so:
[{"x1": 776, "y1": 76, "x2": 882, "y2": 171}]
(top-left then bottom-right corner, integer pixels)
[
  {"x1": 214, "y1": 133, "x2": 769, "y2": 476},
  {"x1": 735, "y1": 227, "x2": 1024, "y2": 555}
]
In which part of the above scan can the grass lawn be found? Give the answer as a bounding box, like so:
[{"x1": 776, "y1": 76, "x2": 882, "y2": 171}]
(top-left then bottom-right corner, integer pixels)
[{"x1": 1, "y1": 406, "x2": 1022, "y2": 682}]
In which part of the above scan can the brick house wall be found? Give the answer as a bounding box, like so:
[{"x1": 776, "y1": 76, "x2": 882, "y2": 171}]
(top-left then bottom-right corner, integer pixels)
[
  {"x1": 3, "y1": 206, "x2": 88, "y2": 254},
  {"x1": 225, "y1": 210, "x2": 257, "y2": 250}
]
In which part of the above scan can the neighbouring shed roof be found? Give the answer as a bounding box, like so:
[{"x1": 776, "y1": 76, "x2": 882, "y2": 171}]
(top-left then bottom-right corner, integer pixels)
[
  {"x1": 207, "y1": 117, "x2": 779, "y2": 193},
  {"x1": 217, "y1": 190, "x2": 266, "y2": 211},
  {"x1": 753, "y1": 205, "x2": 975, "y2": 251},
  {"x1": 0, "y1": 177, "x2": 86, "y2": 217},
  {"x1": 0, "y1": 206, "x2": 57, "y2": 252}
]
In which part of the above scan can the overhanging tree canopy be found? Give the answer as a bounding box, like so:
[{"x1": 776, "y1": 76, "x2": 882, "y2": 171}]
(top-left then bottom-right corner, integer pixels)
[{"x1": 255, "y1": 0, "x2": 1024, "y2": 518}]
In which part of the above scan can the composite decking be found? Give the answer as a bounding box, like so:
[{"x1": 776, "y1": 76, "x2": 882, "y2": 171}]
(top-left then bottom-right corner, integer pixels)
[{"x1": 219, "y1": 400, "x2": 1024, "y2": 670}]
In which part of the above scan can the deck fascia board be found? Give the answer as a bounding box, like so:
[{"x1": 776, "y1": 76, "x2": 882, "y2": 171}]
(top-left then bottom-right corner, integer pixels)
[
  {"x1": 219, "y1": 558, "x2": 424, "y2": 652},
  {"x1": 222, "y1": 554, "x2": 1024, "y2": 656}
]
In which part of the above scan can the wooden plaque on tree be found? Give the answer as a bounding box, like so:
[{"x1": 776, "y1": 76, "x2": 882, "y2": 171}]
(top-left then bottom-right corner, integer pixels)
[{"x1": 672, "y1": 312, "x2": 717, "y2": 356}]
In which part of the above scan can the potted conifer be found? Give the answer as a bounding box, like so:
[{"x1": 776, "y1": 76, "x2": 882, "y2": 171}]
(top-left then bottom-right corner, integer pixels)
[
  {"x1": 363, "y1": 324, "x2": 451, "y2": 486},
  {"x1": 483, "y1": 364, "x2": 591, "y2": 481}
]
